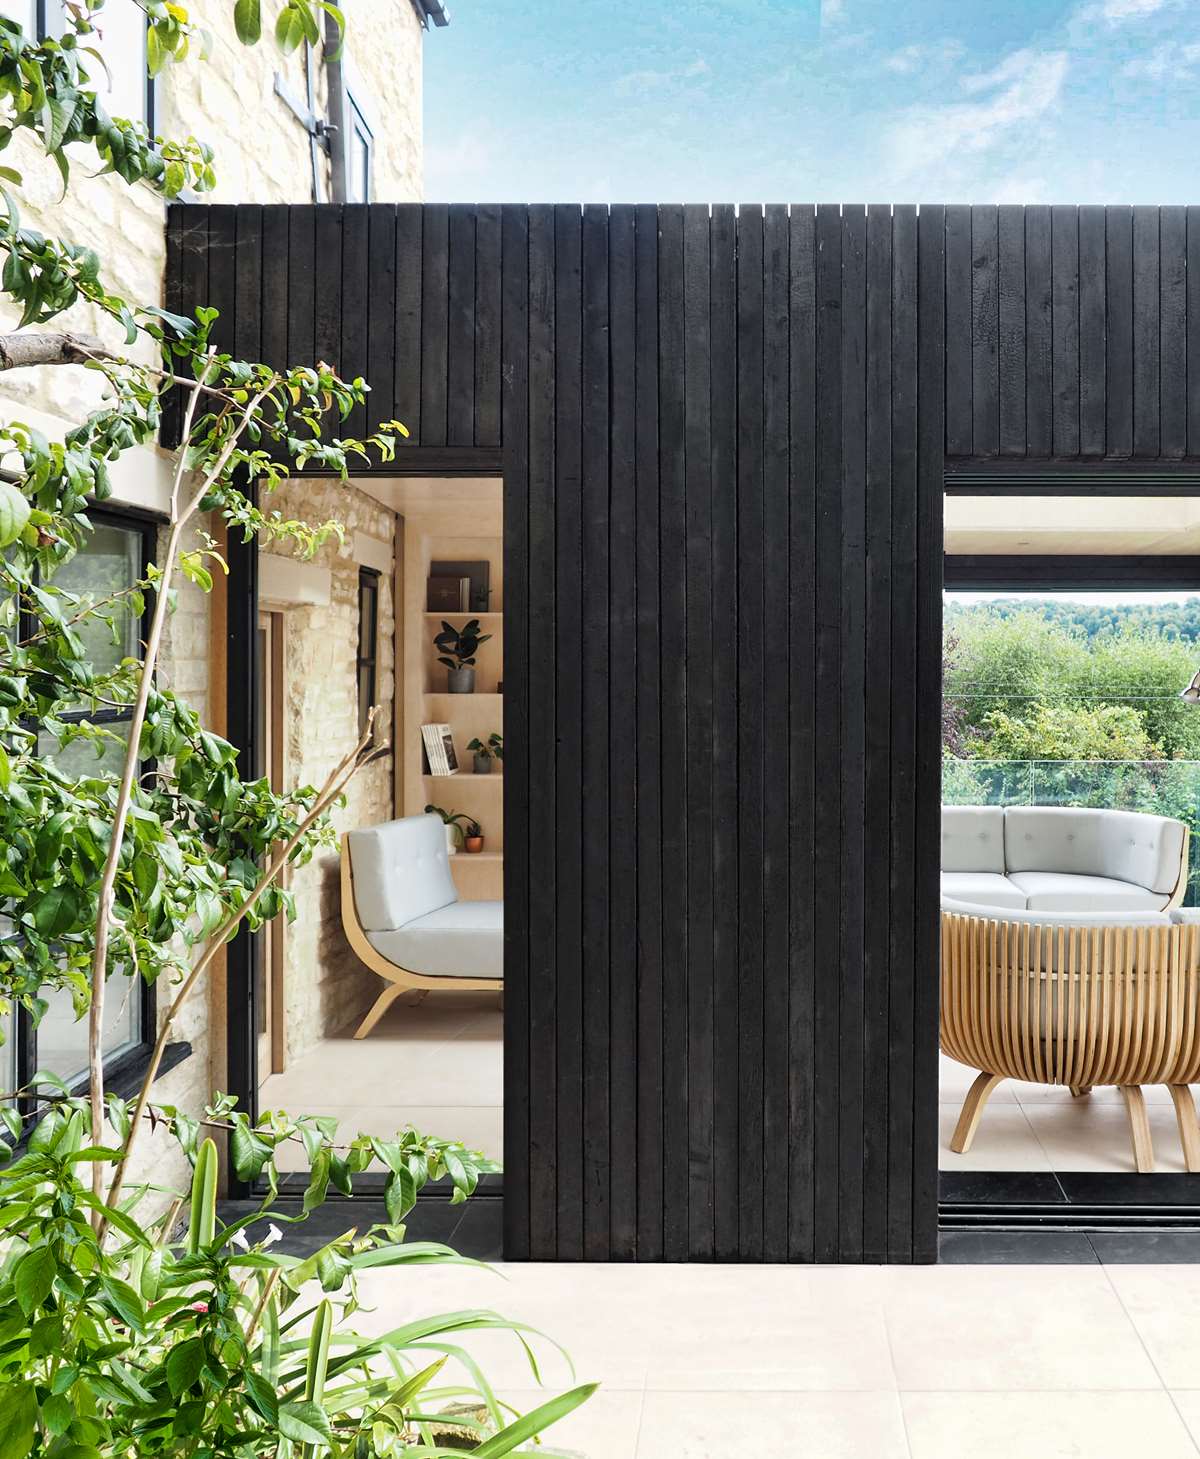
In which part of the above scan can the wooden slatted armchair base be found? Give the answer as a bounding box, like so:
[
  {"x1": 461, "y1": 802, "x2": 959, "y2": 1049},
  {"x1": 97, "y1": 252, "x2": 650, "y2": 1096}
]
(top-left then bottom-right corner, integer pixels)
[{"x1": 941, "y1": 899, "x2": 1200, "y2": 1174}]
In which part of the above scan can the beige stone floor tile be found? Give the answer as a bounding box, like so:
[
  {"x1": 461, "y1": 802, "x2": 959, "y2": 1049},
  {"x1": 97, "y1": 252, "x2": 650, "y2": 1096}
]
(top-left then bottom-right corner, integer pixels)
[
  {"x1": 881, "y1": 1265, "x2": 1161, "y2": 1391},
  {"x1": 901, "y1": 1391, "x2": 1198, "y2": 1459},
  {"x1": 1023, "y1": 1099, "x2": 1190, "y2": 1173},
  {"x1": 1104, "y1": 1266, "x2": 1200, "y2": 1389},
  {"x1": 1166, "y1": 1390, "x2": 1200, "y2": 1450},
  {"x1": 939, "y1": 1053, "x2": 1018, "y2": 1104},
  {"x1": 497, "y1": 1387, "x2": 645, "y2": 1459},
  {"x1": 635, "y1": 1391, "x2": 910, "y2": 1459},
  {"x1": 937, "y1": 1104, "x2": 1051, "y2": 1171}
]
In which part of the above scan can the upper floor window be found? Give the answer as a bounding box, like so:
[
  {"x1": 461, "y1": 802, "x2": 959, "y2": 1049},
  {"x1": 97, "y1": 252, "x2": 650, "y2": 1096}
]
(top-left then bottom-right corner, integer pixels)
[
  {"x1": 345, "y1": 90, "x2": 373, "y2": 204},
  {"x1": 89, "y1": 0, "x2": 151, "y2": 128},
  {"x1": 0, "y1": 1, "x2": 35, "y2": 36}
]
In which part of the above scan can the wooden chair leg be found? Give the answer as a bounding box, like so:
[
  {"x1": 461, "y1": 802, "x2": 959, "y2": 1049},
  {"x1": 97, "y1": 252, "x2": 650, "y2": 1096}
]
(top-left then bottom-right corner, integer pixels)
[
  {"x1": 1069, "y1": 1085, "x2": 1092, "y2": 1098},
  {"x1": 354, "y1": 983, "x2": 405, "y2": 1040},
  {"x1": 1168, "y1": 1084, "x2": 1200, "y2": 1173},
  {"x1": 1120, "y1": 1085, "x2": 1155, "y2": 1173},
  {"x1": 951, "y1": 1071, "x2": 1006, "y2": 1154}
]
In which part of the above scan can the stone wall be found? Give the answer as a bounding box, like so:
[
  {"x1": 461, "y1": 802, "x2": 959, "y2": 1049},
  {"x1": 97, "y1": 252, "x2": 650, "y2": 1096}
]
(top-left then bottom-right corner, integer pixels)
[{"x1": 262, "y1": 478, "x2": 395, "y2": 1062}]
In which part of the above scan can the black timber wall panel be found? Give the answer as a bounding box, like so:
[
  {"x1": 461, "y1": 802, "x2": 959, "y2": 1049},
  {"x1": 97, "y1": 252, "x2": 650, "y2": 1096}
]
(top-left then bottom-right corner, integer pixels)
[{"x1": 172, "y1": 200, "x2": 1200, "y2": 1259}]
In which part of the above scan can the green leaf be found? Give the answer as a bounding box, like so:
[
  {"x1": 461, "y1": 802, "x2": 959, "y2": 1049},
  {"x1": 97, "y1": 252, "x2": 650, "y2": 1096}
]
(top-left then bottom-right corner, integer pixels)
[
  {"x1": 32, "y1": 882, "x2": 81, "y2": 937},
  {"x1": 276, "y1": 1400, "x2": 332, "y2": 1445},
  {"x1": 0, "y1": 1385, "x2": 36, "y2": 1459},
  {"x1": 100, "y1": 1275, "x2": 146, "y2": 1330},
  {"x1": 470, "y1": 1384, "x2": 599, "y2": 1457},
  {"x1": 12, "y1": 1245, "x2": 55, "y2": 1315},
  {"x1": 234, "y1": 0, "x2": 262, "y2": 44},
  {"x1": 166, "y1": 1335, "x2": 206, "y2": 1396},
  {"x1": 0, "y1": 479, "x2": 30, "y2": 549}
]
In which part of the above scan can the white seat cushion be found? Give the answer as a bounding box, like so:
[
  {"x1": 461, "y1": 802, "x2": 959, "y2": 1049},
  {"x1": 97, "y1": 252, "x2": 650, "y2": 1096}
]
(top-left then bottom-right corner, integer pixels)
[
  {"x1": 942, "y1": 806, "x2": 1007, "y2": 873},
  {"x1": 941, "y1": 871, "x2": 1028, "y2": 909},
  {"x1": 348, "y1": 815, "x2": 458, "y2": 930},
  {"x1": 367, "y1": 900, "x2": 503, "y2": 980},
  {"x1": 1006, "y1": 870, "x2": 1167, "y2": 913},
  {"x1": 1003, "y1": 805, "x2": 1186, "y2": 895}
]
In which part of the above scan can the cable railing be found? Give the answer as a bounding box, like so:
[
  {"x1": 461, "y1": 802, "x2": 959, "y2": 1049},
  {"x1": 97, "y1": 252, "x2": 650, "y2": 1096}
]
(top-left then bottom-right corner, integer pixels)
[{"x1": 941, "y1": 757, "x2": 1200, "y2": 905}]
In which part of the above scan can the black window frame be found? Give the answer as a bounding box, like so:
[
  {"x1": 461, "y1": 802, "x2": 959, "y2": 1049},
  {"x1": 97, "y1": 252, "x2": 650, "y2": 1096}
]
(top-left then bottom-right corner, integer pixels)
[
  {"x1": 357, "y1": 566, "x2": 380, "y2": 738},
  {"x1": 12, "y1": 506, "x2": 163, "y2": 1118}
]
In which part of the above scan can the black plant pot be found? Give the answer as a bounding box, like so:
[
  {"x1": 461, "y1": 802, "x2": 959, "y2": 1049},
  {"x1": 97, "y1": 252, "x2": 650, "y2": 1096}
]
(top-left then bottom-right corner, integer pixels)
[
  {"x1": 447, "y1": 666, "x2": 475, "y2": 694},
  {"x1": 474, "y1": 753, "x2": 492, "y2": 774}
]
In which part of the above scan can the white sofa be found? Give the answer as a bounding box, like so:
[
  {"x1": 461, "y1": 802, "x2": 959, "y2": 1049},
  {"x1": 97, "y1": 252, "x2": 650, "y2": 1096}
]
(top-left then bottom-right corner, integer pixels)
[
  {"x1": 941, "y1": 805, "x2": 1189, "y2": 914},
  {"x1": 341, "y1": 814, "x2": 503, "y2": 1038}
]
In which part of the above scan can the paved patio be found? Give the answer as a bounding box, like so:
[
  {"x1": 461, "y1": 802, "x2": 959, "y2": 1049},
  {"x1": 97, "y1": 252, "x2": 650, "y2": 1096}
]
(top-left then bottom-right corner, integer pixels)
[{"x1": 350, "y1": 1257, "x2": 1200, "y2": 1457}]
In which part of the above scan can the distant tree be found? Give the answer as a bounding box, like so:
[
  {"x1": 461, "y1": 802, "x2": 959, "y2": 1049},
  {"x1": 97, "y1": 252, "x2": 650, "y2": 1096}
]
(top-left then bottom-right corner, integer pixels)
[{"x1": 967, "y1": 700, "x2": 1164, "y2": 763}]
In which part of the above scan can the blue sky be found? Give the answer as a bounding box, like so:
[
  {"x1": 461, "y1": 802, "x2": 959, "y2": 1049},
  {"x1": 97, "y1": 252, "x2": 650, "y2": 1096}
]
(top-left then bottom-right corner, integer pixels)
[{"x1": 422, "y1": 0, "x2": 1200, "y2": 204}]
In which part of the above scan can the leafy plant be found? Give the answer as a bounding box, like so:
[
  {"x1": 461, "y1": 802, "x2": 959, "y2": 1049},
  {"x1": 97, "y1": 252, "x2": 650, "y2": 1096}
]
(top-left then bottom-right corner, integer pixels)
[
  {"x1": 467, "y1": 733, "x2": 503, "y2": 763},
  {"x1": 434, "y1": 619, "x2": 492, "y2": 673},
  {"x1": 0, "y1": 4, "x2": 591, "y2": 1453},
  {"x1": 424, "y1": 805, "x2": 481, "y2": 847}
]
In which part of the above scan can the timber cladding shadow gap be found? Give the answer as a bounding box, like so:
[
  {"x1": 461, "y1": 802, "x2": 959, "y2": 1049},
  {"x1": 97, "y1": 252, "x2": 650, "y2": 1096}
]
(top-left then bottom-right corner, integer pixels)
[{"x1": 168, "y1": 201, "x2": 1200, "y2": 1263}]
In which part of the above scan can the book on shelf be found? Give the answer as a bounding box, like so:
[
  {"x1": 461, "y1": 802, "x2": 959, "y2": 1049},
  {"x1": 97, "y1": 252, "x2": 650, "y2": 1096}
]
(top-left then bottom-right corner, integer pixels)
[
  {"x1": 427, "y1": 575, "x2": 471, "y2": 612},
  {"x1": 421, "y1": 722, "x2": 458, "y2": 775}
]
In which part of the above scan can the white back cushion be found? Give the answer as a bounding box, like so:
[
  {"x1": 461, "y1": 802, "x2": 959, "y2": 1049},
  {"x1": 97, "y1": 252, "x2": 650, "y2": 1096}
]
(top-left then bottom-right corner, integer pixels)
[
  {"x1": 347, "y1": 814, "x2": 458, "y2": 932},
  {"x1": 1004, "y1": 806, "x2": 1185, "y2": 894},
  {"x1": 941, "y1": 806, "x2": 1007, "y2": 873}
]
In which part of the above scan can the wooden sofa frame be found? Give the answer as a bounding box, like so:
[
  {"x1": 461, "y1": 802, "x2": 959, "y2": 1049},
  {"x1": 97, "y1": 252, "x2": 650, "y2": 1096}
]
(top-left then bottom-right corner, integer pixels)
[
  {"x1": 340, "y1": 832, "x2": 503, "y2": 1039},
  {"x1": 942, "y1": 906, "x2": 1200, "y2": 1173}
]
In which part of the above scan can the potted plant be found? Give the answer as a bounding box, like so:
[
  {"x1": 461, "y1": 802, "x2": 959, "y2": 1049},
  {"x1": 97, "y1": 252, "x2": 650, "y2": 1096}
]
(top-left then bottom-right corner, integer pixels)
[
  {"x1": 468, "y1": 731, "x2": 504, "y2": 774},
  {"x1": 434, "y1": 617, "x2": 492, "y2": 693},
  {"x1": 463, "y1": 817, "x2": 484, "y2": 853},
  {"x1": 424, "y1": 803, "x2": 472, "y2": 854}
]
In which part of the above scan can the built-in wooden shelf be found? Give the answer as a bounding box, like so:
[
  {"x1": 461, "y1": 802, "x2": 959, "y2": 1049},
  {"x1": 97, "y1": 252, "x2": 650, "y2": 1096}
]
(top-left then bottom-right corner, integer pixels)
[
  {"x1": 424, "y1": 773, "x2": 504, "y2": 784},
  {"x1": 423, "y1": 610, "x2": 504, "y2": 621},
  {"x1": 448, "y1": 851, "x2": 503, "y2": 863},
  {"x1": 424, "y1": 692, "x2": 504, "y2": 703}
]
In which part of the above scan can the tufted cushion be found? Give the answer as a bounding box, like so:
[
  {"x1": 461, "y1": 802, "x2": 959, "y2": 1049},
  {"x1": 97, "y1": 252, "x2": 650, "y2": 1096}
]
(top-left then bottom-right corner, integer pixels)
[
  {"x1": 1003, "y1": 805, "x2": 1185, "y2": 894},
  {"x1": 941, "y1": 806, "x2": 1007, "y2": 873},
  {"x1": 1007, "y1": 870, "x2": 1166, "y2": 913},
  {"x1": 940, "y1": 895, "x2": 1170, "y2": 929},
  {"x1": 347, "y1": 814, "x2": 458, "y2": 932},
  {"x1": 940, "y1": 871, "x2": 1027, "y2": 909},
  {"x1": 367, "y1": 900, "x2": 503, "y2": 980}
]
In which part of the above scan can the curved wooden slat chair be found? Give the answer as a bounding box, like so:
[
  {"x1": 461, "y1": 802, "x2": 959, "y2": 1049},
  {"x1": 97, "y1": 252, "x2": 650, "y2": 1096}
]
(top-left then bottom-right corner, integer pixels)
[
  {"x1": 941, "y1": 897, "x2": 1200, "y2": 1173},
  {"x1": 341, "y1": 814, "x2": 502, "y2": 1039}
]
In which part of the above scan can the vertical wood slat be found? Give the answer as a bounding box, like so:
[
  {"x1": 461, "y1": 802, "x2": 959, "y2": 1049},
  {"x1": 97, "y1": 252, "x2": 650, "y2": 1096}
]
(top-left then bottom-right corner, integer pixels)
[
  {"x1": 606, "y1": 204, "x2": 639, "y2": 1260},
  {"x1": 365, "y1": 205, "x2": 396, "y2": 440},
  {"x1": 658, "y1": 204, "x2": 690, "y2": 1261},
  {"x1": 1132, "y1": 205, "x2": 1161, "y2": 457},
  {"x1": 1024, "y1": 206, "x2": 1052, "y2": 458},
  {"x1": 553, "y1": 203, "x2": 584, "y2": 1261},
  {"x1": 340, "y1": 204, "x2": 369, "y2": 442},
  {"x1": 1051, "y1": 205, "x2": 1080, "y2": 458},
  {"x1": 736, "y1": 203, "x2": 766, "y2": 1262},
  {"x1": 944, "y1": 205, "x2": 972, "y2": 455},
  {"x1": 474, "y1": 203, "x2": 503, "y2": 447},
  {"x1": 762, "y1": 202, "x2": 791, "y2": 1263},
  {"x1": 580, "y1": 204, "x2": 611, "y2": 1261},
  {"x1": 1106, "y1": 205, "x2": 1134, "y2": 458},
  {"x1": 682, "y1": 202, "x2": 714, "y2": 1260},
  {"x1": 787, "y1": 204, "x2": 817, "y2": 1263},
  {"x1": 420, "y1": 203, "x2": 449, "y2": 446},
  {"x1": 447, "y1": 203, "x2": 477, "y2": 446},
  {"x1": 1160, "y1": 206, "x2": 1187, "y2": 459},
  {"x1": 394, "y1": 204, "x2": 422, "y2": 438},
  {"x1": 1078, "y1": 205, "x2": 1107, "y2": 456},
  {"x1": 997, "y1": 204, "x2": 1025, "y2": 456},
  {"x1": 499, "y1": 204, "x2": 531, "y2": 1259},
  {"x1": 970, "y1": 205, "x2": 999, "y2": 458}
]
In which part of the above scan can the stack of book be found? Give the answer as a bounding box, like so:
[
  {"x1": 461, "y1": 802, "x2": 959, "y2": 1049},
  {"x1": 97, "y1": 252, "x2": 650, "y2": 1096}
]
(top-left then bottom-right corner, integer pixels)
[{"x1": 421, "y1": 723, "x2": 458, "y2": 775}]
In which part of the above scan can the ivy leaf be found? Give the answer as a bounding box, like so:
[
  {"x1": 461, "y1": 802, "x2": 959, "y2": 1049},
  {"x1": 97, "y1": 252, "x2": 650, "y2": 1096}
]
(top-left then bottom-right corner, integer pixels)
[
  {"x1": 234, "y1": 0, "x2": 262, "y2": 44},
  {"x1": 13, "y1": 1245, "x2": 55, "y2": 1315}
]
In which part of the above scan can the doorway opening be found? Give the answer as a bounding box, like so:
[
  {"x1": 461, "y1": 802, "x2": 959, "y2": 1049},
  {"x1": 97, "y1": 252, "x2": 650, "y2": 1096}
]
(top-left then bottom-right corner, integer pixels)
[
  {"x1": 238, "y1": 475, "x2": 504, "y2": 1250},
  {"x1": 938, "y1": 491, "x2": 1200, "y2": 1239}
]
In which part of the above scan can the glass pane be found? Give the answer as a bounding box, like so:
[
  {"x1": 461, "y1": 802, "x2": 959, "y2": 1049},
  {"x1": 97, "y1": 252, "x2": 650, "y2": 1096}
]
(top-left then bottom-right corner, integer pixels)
[
  {"x1": 38, "y1": 720, "x2": 130, "y2": 780},
  {"x1": 349, "y1": 117, "x2": 371, "y2": 204},
  {"x1": 37, "y1": 977, "x2": 140, "y2": 1087},
  {"x1": 357, "y1": 577, "x2": 377, "y2": 660},
  {"x1": 88, "y1": 0, "x2": 147, "y2": 124},
  {"x1": 49, "y1": 522, "x2": 142, "y2": 693},
  {"x1": 0, "y1": 2, "x2": 36, "y2": 34},
  {"x1": 358, "y1": 664, "x2": 375, "y2": 734}
]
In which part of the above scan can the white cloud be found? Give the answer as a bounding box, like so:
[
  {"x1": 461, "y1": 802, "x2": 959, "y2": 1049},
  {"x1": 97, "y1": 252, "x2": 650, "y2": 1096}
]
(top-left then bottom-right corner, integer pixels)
[
  {"x1": 884, "y1": 39, "x2": 967, "y2": 74},
  {"x1": 886, "y1": 48, "x2": 1069, "y2": 173},
  {"x1": 821, "y1": 0, "x2": 846, "y2": 23},
  {"x1": 1123, "y1": 39, "x2": 1200, "y2": 77},
  {"x1": 1101, "y1": 0, "x2": 1168, "y2": 17},
  {"x1": 615, "y1": 56, "x2": 710, "y2": 96}
]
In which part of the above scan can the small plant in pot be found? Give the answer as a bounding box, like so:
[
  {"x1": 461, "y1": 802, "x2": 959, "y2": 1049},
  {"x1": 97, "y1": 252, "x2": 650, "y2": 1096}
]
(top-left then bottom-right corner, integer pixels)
[
  {"x1": 435, "y1": 617, "x2": 492, "y2": 693},
  {"x1": 468, "y1": 731, "x2": 504, "y2": 774},
  {"x1": 463, "y1": 817, "x2": 484, "y2": 853},
  {"x1": 424, "y1": 803, "x2": 473, "y2": 854}
]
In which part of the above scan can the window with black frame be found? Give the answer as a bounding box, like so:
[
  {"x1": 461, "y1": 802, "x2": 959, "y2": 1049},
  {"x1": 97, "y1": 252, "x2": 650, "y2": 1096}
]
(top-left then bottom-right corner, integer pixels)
[
  {"x1": 16, "y1": 1, "x2": 152, "y2": 126},
  {"x1": 357, "y1": 567, "x2": 380, "y2": 739},
  {"x1": 13, "y1": 511, "x2": 158, "y2": 1096}
]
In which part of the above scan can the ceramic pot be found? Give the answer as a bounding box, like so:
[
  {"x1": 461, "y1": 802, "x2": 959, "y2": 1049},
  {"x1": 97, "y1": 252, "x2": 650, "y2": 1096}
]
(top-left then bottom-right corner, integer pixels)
[
  {"x1": 474, "y1": 752, "x2": 492, "y2": 774},
  {"x1": 444, "y1": 824, "x2": 458, "y2": 856},
  {"x1": 447, "y1": 666, "x2": 476, "y2": 694},
  {"x1": 464, "y1": 835, "x2": 484, "y2": 854}
]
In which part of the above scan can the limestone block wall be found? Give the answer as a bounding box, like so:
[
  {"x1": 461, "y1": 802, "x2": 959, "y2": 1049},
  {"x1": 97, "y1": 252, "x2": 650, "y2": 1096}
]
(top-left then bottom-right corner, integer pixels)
[{"x1": 262, "y1": 477, "x2": 395, "y2": 1063}]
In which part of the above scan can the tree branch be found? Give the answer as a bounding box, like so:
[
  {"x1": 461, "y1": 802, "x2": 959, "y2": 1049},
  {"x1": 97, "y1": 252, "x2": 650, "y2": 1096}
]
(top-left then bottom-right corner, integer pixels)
[{"x1": 0, "y1": 332, "x2": 113, "y2": 371}]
